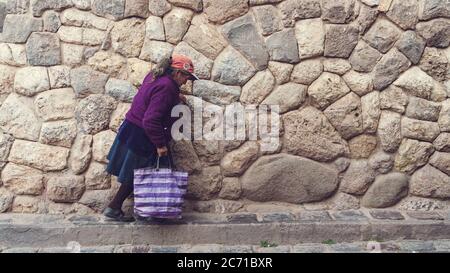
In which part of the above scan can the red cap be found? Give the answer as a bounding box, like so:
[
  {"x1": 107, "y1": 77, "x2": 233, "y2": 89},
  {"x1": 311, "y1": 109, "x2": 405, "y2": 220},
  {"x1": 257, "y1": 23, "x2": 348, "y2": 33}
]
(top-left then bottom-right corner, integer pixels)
[{"x1": 171, "y1": 54, "x2": 199, "y2": 80}]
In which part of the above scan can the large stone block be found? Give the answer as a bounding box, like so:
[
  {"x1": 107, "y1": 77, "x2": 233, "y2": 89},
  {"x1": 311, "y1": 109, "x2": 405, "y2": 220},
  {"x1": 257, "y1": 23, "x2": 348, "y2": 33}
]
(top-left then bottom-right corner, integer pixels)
[
  {"x1": 70, "y1": 66, "x2": 109, "y2": 98},
  {"x1": 393, "y1": 67, "x2": 435, "y2": 100},
  {"x1": 373, "y1": 48, "x2": 410, "y2": 90},
  {"x1": 221, "y1": 14, "x2": 269, "y2": 71},
  {"x1": 266, "y1": 28, "x2": 300, "y2": 63},
  {"x1": 85, "y1": 161, "x2": 111, "y2": 190},
  {"x1": 92, "y1": 130, "x2": 116, "y2": 163},
  {"x1": 26, "y1": 32, "x2": 61, "y2": 66},
  {"x1": 364, "y1": 18, "x2": 401, "y2": 54},
  {"x1": 170, "y1": 140, "x2": 202, "y2": 175},
  {"x1": 349, "y1": 41, "x2": 382, "y2": 73},
  {"x1": 211, "y1": 46, "x2": 257, "y2": 86},
  {"x1": 105, "y1": 78, "x2": 137, "y2": 103},
  {"x1": 139, "y1": 40, "x2": 174, "y2": 63},
  {"x1": 261, "y1": 83, "x2": 307, "y2": 113},
  {"x1": 379, "y1": 86, "x2": 408, "y2": 114},
  {"x1": 111, "y1": 18, "x2": 145, "y2": 58},
  {"x1": 221, "y1": 141, "x2": 259, "y2": 177},
  {"x1": 47, "y1": 175, "x2": 85, "y2": 203},
  {"x1": 241, "y1": 153, "x2": 338, "y2": 203},
  {"x1": 69, "y1": 134, "x2": 93, "y2": 175},
  {"x1": 163, "y1": 8, "x2": 193, "y2": 44},
  {"x1": 39, "y1": 119, "x2": 77, "y2": 148},
  {"x1": 268, "y1": 61, "x2": 294, "y2": 85},
  {"x1": 34, "y1": 88, "x2": 76, "y2": 122},
  {"x1": 0, "y1": 43, "x2": 26, "y2": 66},
  {"x1": 308, "y1": 72, "x2": 350, "y2": 110},
  {"x1": 361, "y1": 91, "x2": 380, "y2": 133},
  {"x1": 109, "y1": 102, "x2": 130, "y2": 132},
  {"x1": 405, "y1": 97, "x2": 441, "y2": 122},
  {"x1": 419, "y1": 0, "x2": 450, "y2": 20},
  {"x1": 174, "y1": 42, "x2": 213, "y2": 80},
  {"x1": 43, "y1": 10, "x2": 62, "y2": 33},
  {"x1": 203, "y1": 0, "x2": 248, "y2": 24},
  {"x1": 240, "y1": 70, "x2": 275, "y2": 105},
  {"x1": 148, "y1": 0, "x2": 171, "y2": 17},
  {"x1": 14, "y1": 66, "x2": 50, "y2": 97},
  {"x1": 394, "y1": 138, "x2": 435, "y2": 174},
  {"x1": 278, "y1": 0, "x2": 321, "y2": 27},
  {"x1": 186, "y1": 166, "x2": 222, "y2": 200},
  {"x1": 125, "y1": 0, "x2": 150, "y2": 18},
  {"x1": 419, "y1": 47, "x2": 448, "y2": 82},
  {"x1": 321, "y1": 0, "x2": 359, "y2": 24},
  {"x1": 439, "y1": 100, "x2": 450, "y2": 132},
  {"x1": 378, "y1": 111, "x2": 402, "y2": 153},
  {"x1": 342, "y1": 70, "x2": 373, "y2": 96},
  {"x1": 60, "y1": 8, "x2": 110, "y2": 31},
  {"x1": 340, "y1": 160, "x2": 376, "y2": 195},
  {"x1": 91, "y1": 0, "x2": 125, "y2": 20},
  {"x1": 282, "y1": 107, "x2": 349, "y2": 162},
  {"x1": 0, "y1": 188, "x2": 14, "y2": 213},
  {"x1": 295, "y1": 18, "x2": 324, "y2": 59},
  {"x1": 396, "y1": 31, "x2": 426, "y2": 65},
  {"x1": 0, "y1": 14, "x2": 42, "y2": 43},
  {"x1": 386, "y1": 0, "x2": 419, "y2": 30},
  {"x1": 168, "y1": 0, "x2": 202, "y2": 11},
  {"x1": 75, "y1": 94, "x2": 117, "y2": 134},
  {"x1": 324, "y1": 24, "x2": 359, "y2": 58},
  {"x1": 193, "y1": 80, "x2": 241, "y2": 106},
  {"x1": 362, "y1": 173, "x2": 409, "y2": 208},
  {"x1": 87, "y1": 51, "x2": 127, "y2": 79},
  {"x1": 30, "y1": 0, "x2": 73, "y2": 17},
  {"x1": 252, "y1": 5, "x2": 282, "y2": 36},
  {"x1": 8, "y1": 139, "x2": 70, "y2": 171},
  {"x1": 0, "y1": 132, "x2": 14, "y2": 163},
  {"x1": 416, "y1": 19, "x2": 450, "y2": 48},
  {"x1": 348, "y1": 134, "x2": 377, "y2": 159},
  {"x1": 127, "y1": 58, "x2": 153, "y2": 87},
  {"x1": 1, "y1": 163, "x2": 44, "y2": 196},
  {"x1": 410, "y1": 164, "x2": 450, "y2": 199},
  {"x1": 0, "y1": 93, "x2": 42, "y2": 141},
  {"x1": 401, "y1": 117, "x2": 440, "y2": 142},
  {"x1": 430, "y1": 152, "x2": 450, "y2": 176},
  {"x1": 291, "y1": 59, "x2": 323, "y2": 85}
]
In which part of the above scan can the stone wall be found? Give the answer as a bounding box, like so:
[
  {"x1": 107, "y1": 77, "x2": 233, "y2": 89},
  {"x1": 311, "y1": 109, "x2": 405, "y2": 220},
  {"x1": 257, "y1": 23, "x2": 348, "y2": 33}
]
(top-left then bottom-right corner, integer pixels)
[{"x1": 0, "y1": 0, "x2": 449, "y2": 215}]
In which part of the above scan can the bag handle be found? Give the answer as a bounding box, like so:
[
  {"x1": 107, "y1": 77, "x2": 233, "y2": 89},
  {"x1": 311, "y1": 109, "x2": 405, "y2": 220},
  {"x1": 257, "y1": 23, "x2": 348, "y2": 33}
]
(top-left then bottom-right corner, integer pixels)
[{"x1": 155, "y1": 154, "x2": 173, "y2": 171}]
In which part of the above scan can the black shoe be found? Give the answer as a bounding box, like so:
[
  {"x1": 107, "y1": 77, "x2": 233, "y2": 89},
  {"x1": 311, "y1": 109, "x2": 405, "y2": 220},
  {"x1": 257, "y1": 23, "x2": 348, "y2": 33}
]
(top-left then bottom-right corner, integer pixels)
[{"x1": 103, "y1": 207, "x2": 135, "y2": 222}]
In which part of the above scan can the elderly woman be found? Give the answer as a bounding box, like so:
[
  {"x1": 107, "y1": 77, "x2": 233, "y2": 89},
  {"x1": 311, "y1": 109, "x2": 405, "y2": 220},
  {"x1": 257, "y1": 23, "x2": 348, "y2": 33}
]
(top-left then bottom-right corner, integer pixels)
[{"x1": 103, "y1": 54, "x2": 198, "y2": 221}]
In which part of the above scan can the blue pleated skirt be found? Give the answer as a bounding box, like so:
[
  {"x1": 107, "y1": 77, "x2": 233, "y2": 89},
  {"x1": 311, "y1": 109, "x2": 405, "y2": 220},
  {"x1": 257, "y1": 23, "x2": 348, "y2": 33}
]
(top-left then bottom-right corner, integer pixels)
[{"x1": 106, "y1": 120, "x2": 173, "y2": 185}]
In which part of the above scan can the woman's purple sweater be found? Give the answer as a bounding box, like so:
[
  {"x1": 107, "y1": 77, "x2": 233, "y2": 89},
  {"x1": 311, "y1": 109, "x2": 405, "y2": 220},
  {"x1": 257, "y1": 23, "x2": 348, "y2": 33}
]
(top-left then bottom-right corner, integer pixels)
[{"x1": 125, "y1": 73, "x2": 180, "y2": 149}]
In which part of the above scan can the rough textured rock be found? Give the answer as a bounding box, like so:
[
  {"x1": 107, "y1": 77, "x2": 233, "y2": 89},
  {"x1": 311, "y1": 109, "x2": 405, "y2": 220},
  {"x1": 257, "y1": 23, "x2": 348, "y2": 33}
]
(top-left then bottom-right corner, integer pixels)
[
  {"x1": 295, "y1": 18, "x2": 324, "y2": 59},
  {"x1": 378, "y1": 111, "x2": 402, "y2": 153},
  {"x1": 163, "y1": 8, "x2": 193, "y2": 44},
  {"x1": 221, "y1": 141, "x2": 259, "y2": 176},
  {"x1": 410, "y1": 164, "x2": 450, "y2": 199},
  {"x1": 356, "y1": 3, "x2": 378, "y2": 34},
  {"x1": 342, "y1": 70, "x2": 373, "y2": 96},
  {"x1": 193, "y1": 80, "x2": 241, "y2": 106},
  {"x1": 0, "y1": 43, "x2": 27, "y2": 66},
  {"x1": 105, "y1": 78, "x2": 137, "y2": 103},
  {"x1": 60, "y1": 8, "x2": 110, "y2": 30},
  {"x1": 405, "y1": 97, "x2": 441, "y2": 122},
  {"x1": 266, "y1": 28, "x2": 300, "y2": 63},
  {"x1": 439, "y1": 100, "x2": 450, "y2": 132},
  {"x1": 368, "y1": 151, "x2": 394, "y2": 174},
  {"x1": 39, "y1": 119, "x2": 77, "y2": 148},
  {"x1": 0, "y1": 15, "x2": 42, "y2": 43},
  {"x1": 109, "y1": 103, "x2": 130, "y2": 132},
  {"x1": 396, "y1": 31, "x2": 426, "y2": 65},
  {"x1": 93, "y1": 130, "x2": 116, "y2": 163},
  {"x1": 401, "y1": 117, "x2": 440, "y2": 142},
  {"x1": 321, "y1": 0, "x2": 358, "y2": 24},
  {"x1": 170, "y1": 140, "x2": 202, "y2": 174},
  {"x1": 212, "y1": 47, "x2": 256, "y2": 86},
  {"x1": 85, "y1": 162, "x2": 111, "y2": 190},
  {"x1": 0, "y1": 188, "x2": 14, "y2": 213},
  {"x1": 75, "y1": 94, "x2": 117, "y2": 134},
  {"x1": 14, "y1": 66, "x2": 50, "y2": 97},
  {"x1": 148, "y1": 0, "x2": 171, "y2": 17},
  {"x1": 0, "y1": 132, "x2": 14, "y2": 164},
  {"x1": 145, "y1": 15, "x2": 165, "y2": 41},
  {"x1": 34, "y1": 88, "x2": 76, "y2": 122},
  {"x1": 139, "y1": 40, "x2": 174, "y2": 63},
  {"x1": 361, "y1": 91, "x2": 381, "y2": 133},
  {"x1": 168, "y1": 0, "x2": 202, "y2": 12},
  {"x1": 174, "y1": 42, "x2": 213, "y2": 80},
  {"x1": 31, "y1": 0, "x2": 73, "y2": 17},
  {"x1": 419, "y1": 0, "x2": 450, "y2": 20},
  {"x1": 240, "y1": 70, "x2": 275, "y2": 105},
  {"x1": 111, "y1": 18, "x2": 145, "y2": 58},
  {"x1": 47, "y1": 175, "x2": 85, "y2": 203},
  {"x1": 219, "y1": 177, "x2": 241, "y2": 200},
  {"x1": 364, "y1": 18, "x2": 401, "y2": 54},
  {"x1": 416, "y1": 19, "x2": 450, "y2": 48},
  {"x1": 183, "y1": 15, "x2": 228, "y2": 60},
  {"x1": 186, "y1": 166, "x2": 222, "y2": 200},
  {"x1": 324, "y1": 92, "x2": 363, "y2": 139},
  {"x1": 91, "y1": 0, "x2": 125, "y2": 20},
  {"x1": 393, "y1": 67, "x2": 434, "y2": 100},
  {"x1": 252, "y1": 5, "x2": 282, "y2": 36},
  {"x1": 379, "y1": 86, "x2": 408, "y2": 113},
  {"x1": 308, "y1": 72, "x2": 350, "y2": 110},
  {"x1": 43, "y1": 10, "x2": 62, "y2": 33},
  {"x1": 395, "y1": 139, "x2": 435, "y2": 174},
  {"x1": 373, "y1": 48, "x2": 411, "y2": 90},
  {"x1": 348, "y1": 134, "x2": 377, "y2": 159},
  {"x1": 324, "y1": 24, "x2": 359, "y2": 58},
  {"x1": 429, "y1": 152, "x2": 450, "y2": 176},
  {"x1": 434, "y1": 133, "x2": 450, "y2": 152},
  {"x1": 419, "y1": 47, "x2": 448, "y2": 82},
  {"x1": 278, "y1": 0, "x2": 321, "y2": 27},
  {"x1": 282, "y1": 107, "x2": 349, "y2": 162},
  {"x1": 323, "y1": 58, "x2": 351, "y2": 75},
  {"x1": 385, "y1": 0, "x2": 418, "y2": 30},
  {"x1": 261, "y1": 83, "x2": 307, "y2": 114},
  {"x1": 221, "y1": 14, "x2": 269, "y2": 70},
  {"x1": 241, "y1": 153, "x2": 338, "y2": 203},
  {"x1": 69, "y1": 134, "x2": 93, "y2": 175},
  {"x1": 48, "y1": 66, "x2": 71, "y2": 89},
  {"x1": 362, "y1": 173, "x2": 409, "y2": 208},
  {"x1": 203, "y1": 0, "x2": 248, "y2": 24},
  {"x1": 291, "y1": 59, "x2": 323, "y2": 85},
  {"x1": 349, "y1": 41, "x2": 382, "y2": 73},
  {"x1": 11, "y1": 196, "x2": 45, "y2": 213},
  {"x1": 72, "y1": 0, "x2": 92, "y2": 10},
  {"x1": 127, "y1": 58, "x2": 153, "y2": 87},
  {"x1": 70, "y1": 66, "x2": 109, "y2": 98},
  {"x1": 0, "y1": 93, "x2": 42, "y2": 141},
  {"x1": 192, "y1": 140, "x2": 223, "y2": 166},
  {"x1": 8, "y1": 140, "x2": 70, "y2": 171},
  {"x1": 1, "y1": 163, "x2": 44, "y2": 196},
  {"x1": 125, "y1": 0, "x2": 150, "y2": 18},
  {"x1": 87, "y1": 51, "x2": 127, "y2": 79},
  {"x1": 61, "y1": 43, "x2": 84, "y2": 66},
  {"x1": 340, "y1": 160, "x2": 376, "y2": 195}
]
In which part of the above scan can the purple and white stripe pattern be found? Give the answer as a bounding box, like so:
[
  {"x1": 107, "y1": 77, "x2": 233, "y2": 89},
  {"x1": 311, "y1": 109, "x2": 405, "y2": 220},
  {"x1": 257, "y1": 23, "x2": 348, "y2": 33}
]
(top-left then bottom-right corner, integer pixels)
[{"x1": 133, "y1": 167, "x2": 188, "y2": 219}]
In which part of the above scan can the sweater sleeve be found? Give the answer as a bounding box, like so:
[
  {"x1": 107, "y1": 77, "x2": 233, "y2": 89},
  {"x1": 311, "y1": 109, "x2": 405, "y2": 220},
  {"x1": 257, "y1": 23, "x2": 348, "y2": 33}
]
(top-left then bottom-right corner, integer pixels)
[{"x1": 142, "y1": 85, "x2": 173, "y2": 148}]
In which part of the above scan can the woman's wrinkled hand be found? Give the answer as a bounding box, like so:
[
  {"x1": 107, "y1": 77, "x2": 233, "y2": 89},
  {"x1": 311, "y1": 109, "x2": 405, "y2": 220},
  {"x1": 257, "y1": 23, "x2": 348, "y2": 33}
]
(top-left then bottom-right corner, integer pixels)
[{"x1": 179, "y1": 93, "x2": 187, "y2": 104}]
